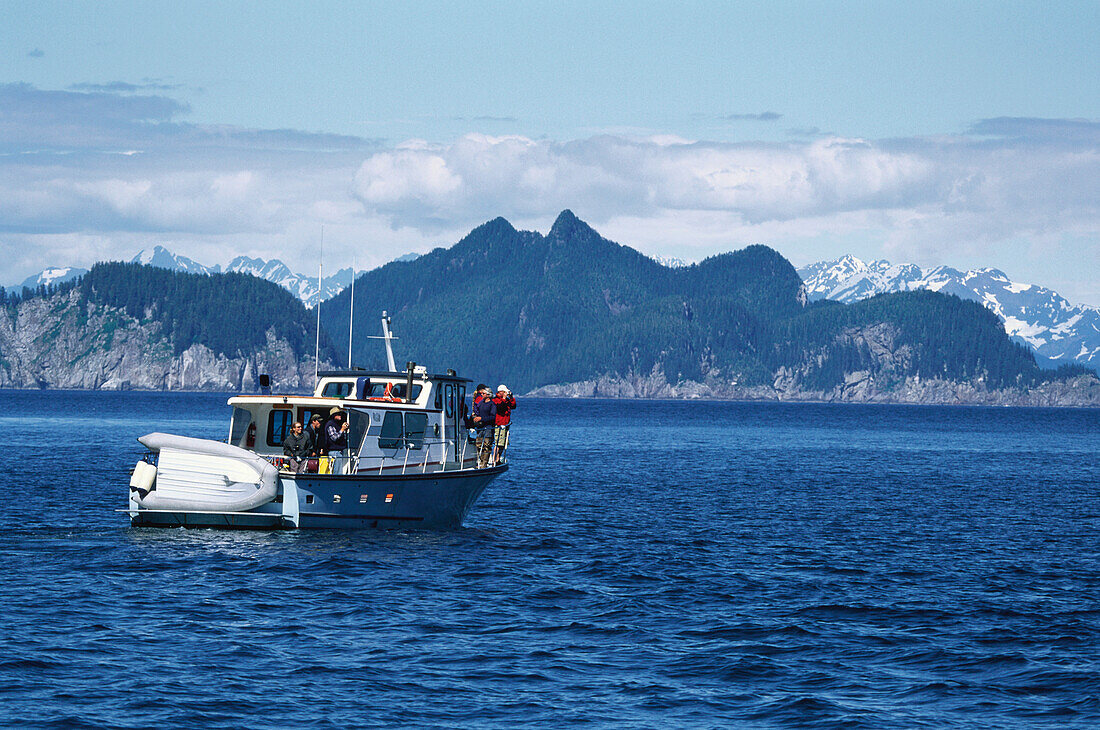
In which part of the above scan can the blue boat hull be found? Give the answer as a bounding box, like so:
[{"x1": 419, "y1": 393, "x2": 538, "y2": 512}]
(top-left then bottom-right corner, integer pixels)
[{"x1": 128, "y1": 464, "x2": 507, "y2": 530}]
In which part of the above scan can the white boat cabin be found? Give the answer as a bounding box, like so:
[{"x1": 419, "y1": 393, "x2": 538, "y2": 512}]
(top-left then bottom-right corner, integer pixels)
[{"x1": 226, "y1": 367, "x2": 474, "y2": 475}]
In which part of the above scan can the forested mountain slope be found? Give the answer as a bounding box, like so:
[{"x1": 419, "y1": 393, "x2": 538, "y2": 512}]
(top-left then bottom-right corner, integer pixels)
[
  {"x1": 322, "y1": 211, "x2": 1097, "y2": 405},
  {"x1": 0, "y1": 264, "x2": 334, "y2": 390}
]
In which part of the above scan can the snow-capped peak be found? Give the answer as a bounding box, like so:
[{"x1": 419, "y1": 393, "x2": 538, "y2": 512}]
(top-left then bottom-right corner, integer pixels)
[
  {"x1": 130, "y1": 246, "x2": 218, "y2": 276},
  {"x1": 224, "y1": 256, "x2": 352, "y2": 307},
  {"x1": 798, "y1": 257, "x2": 1099, "y2": 370}
]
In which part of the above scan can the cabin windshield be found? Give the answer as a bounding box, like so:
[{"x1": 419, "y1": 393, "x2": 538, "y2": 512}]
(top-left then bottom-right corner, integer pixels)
[
  {"x1": 229, "y1": 407, "x2": 252, "y2": 445},
  {"x1": 347, "y1": 410, "x2": 371, "y2": 454}
]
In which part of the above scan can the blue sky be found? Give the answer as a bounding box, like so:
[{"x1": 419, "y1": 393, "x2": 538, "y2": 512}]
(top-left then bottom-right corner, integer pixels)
[{"x1": 2, "y1": 1, "x2": 1098, "y2": 303}]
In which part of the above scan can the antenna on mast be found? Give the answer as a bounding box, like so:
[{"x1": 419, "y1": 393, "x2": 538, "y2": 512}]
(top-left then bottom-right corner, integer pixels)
[
  {"x1": 347, "y1": 260, "x2": 356, "y2": 368},
  {"x1": 367, "y1": 311, "x2": 399, "y2": 372},
  {"x1": 314, "y1": 225, "x2": 324, "y2": 387}
]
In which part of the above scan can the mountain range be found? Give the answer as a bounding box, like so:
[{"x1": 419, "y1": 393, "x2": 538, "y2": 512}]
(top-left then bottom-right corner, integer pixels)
[
  {"x1": 128, "y1": 246, "x2": 356, "y2": 306},
  {"x1": 798, "y1": 256, "x2": 1100, "y2": 369},
  {"x1": 16, "y1": 245, "x2": 368, "y2": 307},
  {"x1": 18, "y1": 248, "x2": 1096, "y2": 374},
  {"x1": 319, "y1": 210, "x2": 1096, "y2": 405},
  {"x1": 6, "y1": 218, "x2": 1097, "y2": 403}
]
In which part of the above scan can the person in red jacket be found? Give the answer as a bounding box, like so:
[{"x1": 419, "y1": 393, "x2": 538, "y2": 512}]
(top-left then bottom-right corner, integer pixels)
[{"x1": 491, "y1": 384, "x2": 516, "y2": 465}]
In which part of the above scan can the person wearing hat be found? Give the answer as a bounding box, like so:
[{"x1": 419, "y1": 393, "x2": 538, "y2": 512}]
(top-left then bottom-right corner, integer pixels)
[
  {"x1": 472, "y1": 383, "x2": 496, "y2": 468},
  {"x1": 316, "y1": 407, "x2": 349, "y2": 476},
  {"x1": 491, "y1": 384, "x2": 516, "y2": 465},
  {"x1": 324, "y1": 406, "x2": 350, "y2": 456},
  {"x1": 305, "y1": 413, "x2": 325, "y2": 456}
]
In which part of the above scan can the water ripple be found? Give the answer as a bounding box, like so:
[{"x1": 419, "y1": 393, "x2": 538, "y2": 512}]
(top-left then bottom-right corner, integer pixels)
[{"x1": 0, "y1": 393, "x2": 1098, "y2": 728}]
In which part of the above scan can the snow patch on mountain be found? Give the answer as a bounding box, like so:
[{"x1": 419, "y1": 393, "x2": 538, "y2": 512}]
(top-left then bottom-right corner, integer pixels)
[
  {"x1": 124, "y1": 246, "x2": 366, "y2": 306},
  {"x1": 798, "y1": 256, "x2": 1100, "y2": 369},
  {"x1": 224, "y1": 256, "x2": 352, "y2": 307},
  {"x1": 650, "y1": 255, "x2": 691, "y2": 268},
  {"x1": 18, "y1": 266, "x2": 89, "y2": 291}
]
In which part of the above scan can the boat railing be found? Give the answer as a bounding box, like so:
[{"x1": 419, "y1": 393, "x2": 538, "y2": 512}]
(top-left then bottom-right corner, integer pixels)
[{"x1": 257, "y1": 433, "x2": 505, "y2": 476}]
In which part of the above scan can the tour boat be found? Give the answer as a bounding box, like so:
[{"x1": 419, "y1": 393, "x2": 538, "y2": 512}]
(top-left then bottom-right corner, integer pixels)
[{"x1": 125, "y1": 313, "x2": 507, "y2": 529}]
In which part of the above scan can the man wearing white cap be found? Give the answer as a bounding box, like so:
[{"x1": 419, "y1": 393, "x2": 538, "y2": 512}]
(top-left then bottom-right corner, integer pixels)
[{"x1": 491, "y1": 384, "x2": 516, "y2": 465}]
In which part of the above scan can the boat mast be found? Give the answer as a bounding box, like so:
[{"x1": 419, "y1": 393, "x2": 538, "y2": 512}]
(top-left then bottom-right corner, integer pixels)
[
  {"x1": 314, "y1": 225, "x2": 323, "y2": 387},
  {"x1": 347, "y1": 260, "x2": 355, "y2": 368},
  {"x1": 367, "y1": 312, "x2": 399, "y2": 372},
  {"x1": 381, "y1": 312, "x2": 397, "y2": 372}
]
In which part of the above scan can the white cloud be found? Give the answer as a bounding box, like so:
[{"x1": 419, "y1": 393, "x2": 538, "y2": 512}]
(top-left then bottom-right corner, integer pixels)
[
  {"x1": 348, "y1": 130, "x2": 1096, "y2": 239},
  {"x1": 0, "y1": 83, "x2": 1096, "y2": 301},
  {"x1": 354, "y1": 150, "x2": 461, "y2": 206}
]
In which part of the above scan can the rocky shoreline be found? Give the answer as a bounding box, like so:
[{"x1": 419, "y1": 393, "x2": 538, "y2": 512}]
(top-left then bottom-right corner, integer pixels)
[
  {"x1": 0, "y1": 291, "x2": 320, "y2": 392},
  {"x1": 4, "y1": 290, "x2": 1097, "y2": 406},
  {"x1": 527, "y1": 371, "x2": 1100, "y2": 407}
]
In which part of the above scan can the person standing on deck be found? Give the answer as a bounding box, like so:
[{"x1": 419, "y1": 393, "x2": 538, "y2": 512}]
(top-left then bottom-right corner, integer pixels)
[
  {"x1": 324, "y1": 407, "x2": 349, "y2": 457},
  {"x1": 472, "y1": 384, "x2": 496, "y2": 468},
  {"x1": 306, "y1": 413, "x2": 325, "y2": 456},
  {"x1": 491, "y1": 385, "x2": 516, "y2": 465}
]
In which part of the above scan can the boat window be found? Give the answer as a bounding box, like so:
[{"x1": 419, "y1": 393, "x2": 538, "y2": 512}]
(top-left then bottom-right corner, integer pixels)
[
  {"x1": 444, "y1": 384, "x2": 455, "y2": 418},
  {"x1": 267, "y1": 410, "x2": 294, "y2": 447},
  {"x1": 299, "y1": 409, "x2": 326, "y2": 429},
  {"x1": 434, "y1": 386, "x2": 442, "y2": 410},
  {"x1": 229, "y1": 407, "x2": 251, "y2": 446},
  {"x1": 404, "y1": 413, "x2": 428, "y2": 450},
  {"x1": 321, "y1": 381, "x2": 354, "y2": 398},
  {"x1": 362, "y1": 382, "x2": 423, "y2": 400},
  {"x1": 394, "y1": 384, "x2": 422, "y2": 400},
  {"x1": 378, "y1": 411, "x2": 404, "y2": 449}
]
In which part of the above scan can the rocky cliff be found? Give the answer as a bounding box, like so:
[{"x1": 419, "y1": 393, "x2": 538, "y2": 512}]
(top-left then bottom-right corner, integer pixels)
[
  {"x1": 529, "y1": 323, "x2": 1100, "y2": 406},
  {"x1": 0, "y1": 290, "x2": 321, "y2": 391}
]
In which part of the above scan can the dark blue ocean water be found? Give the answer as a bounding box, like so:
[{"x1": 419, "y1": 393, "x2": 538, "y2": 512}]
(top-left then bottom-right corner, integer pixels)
[{"x1": 1, "y1": 391, "x2": 1098, "y2": 729}]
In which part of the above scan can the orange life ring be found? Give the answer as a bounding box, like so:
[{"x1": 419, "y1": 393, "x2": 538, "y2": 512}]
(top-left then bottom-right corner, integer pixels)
[
  {"x1": 366, "y1": 382, "x2": 402, "y2": 402},
  {"x1": 383, "y1": 382, "x2": 401, "y2": 402}
]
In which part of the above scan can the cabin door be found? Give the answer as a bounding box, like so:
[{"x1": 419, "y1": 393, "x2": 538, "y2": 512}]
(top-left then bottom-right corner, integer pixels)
[
  {"x1": 455, "y1": 384, "x2": 466, "y2": 463},
  {"x1": 443, "y1": 383, "x2": 457, "y2": 461}
]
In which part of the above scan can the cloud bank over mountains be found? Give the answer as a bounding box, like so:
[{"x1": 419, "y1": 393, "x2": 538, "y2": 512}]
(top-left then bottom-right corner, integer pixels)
[{"x1": 2, "y1": 83, "x2": 1097, "y2": 303}]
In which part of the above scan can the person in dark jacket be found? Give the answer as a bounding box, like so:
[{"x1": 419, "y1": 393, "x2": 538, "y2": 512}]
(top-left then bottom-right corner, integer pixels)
[
  {"x1": 319, "y1": 407, "x2": 350, "y2": 475},
  {"x1": 305, "y1": 413, "x2": 324, "y2": 456},
  {"x1": 281, "y1": 421, "x2": 312, "y2": 473},
  {"x1": 324, "y1": 407, "x2": 349, "y2": 455},
  {"x1": 491, "y1": 385, "x2": 516, "y2": 465},
  {"x1": 472, "y1": 384, "x2": 496, "y2": 468}
]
